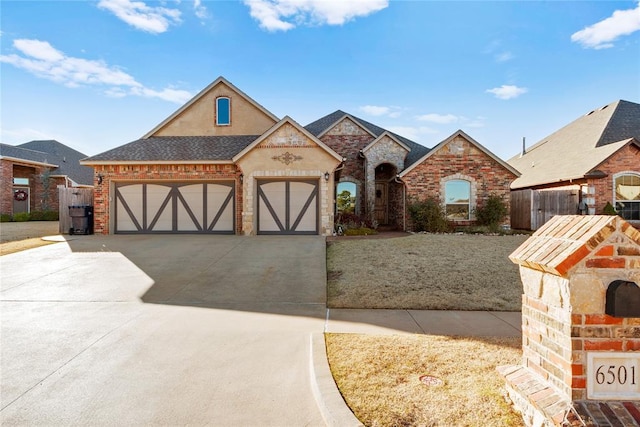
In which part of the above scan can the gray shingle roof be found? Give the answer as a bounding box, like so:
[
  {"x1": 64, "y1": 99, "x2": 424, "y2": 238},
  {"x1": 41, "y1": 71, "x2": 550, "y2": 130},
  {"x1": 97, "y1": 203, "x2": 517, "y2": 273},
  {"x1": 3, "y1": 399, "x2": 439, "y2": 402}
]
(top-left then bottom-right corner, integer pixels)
[
  {"x1": 508, "y1": 99, "x2": 640, "y2": 189},
  {"x1": 82, "y1": 135, "x2": 259, "y2": 163},
  {"x1": 305, "y1": 110, "x2": 431, "y2": 169},
  {"x1": 1, "y1": 140, "x2": 94, "y2": 185}
]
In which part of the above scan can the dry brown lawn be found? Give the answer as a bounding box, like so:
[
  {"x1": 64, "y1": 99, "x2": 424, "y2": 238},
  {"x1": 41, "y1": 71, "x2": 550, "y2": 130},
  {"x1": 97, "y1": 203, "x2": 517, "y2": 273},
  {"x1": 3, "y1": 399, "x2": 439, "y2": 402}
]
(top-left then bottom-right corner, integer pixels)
[
  {"x1": 327, "y1": 233, "x2": 528, "y2": 311},
  {"x1": 0, "y1": 238, "x2": 57, "y2": 255},
  {"x1": 326, "y1": 333, "x2": 524, "y2": 427}
]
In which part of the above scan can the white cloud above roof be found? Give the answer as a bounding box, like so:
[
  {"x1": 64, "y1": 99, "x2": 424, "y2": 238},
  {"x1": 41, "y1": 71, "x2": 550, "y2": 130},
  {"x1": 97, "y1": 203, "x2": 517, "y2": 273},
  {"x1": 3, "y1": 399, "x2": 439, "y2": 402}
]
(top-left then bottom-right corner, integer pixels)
[
  {"x1": 486, "y1": 85, "x2": 528, "y2": 100},
  {"x1": 416, "y1": 113, "x2": 458, "y2": 124},
  {"x1": 571, "y1": 1, "x2": 640, "y2": 49},
  {"x1": 97, "y1": 0, "x2": 182, "y2": 34},
  {"x1": 243, "y1": 0, "x2": 388, "y2": 31},
  {"x1": 0, "y1": 39, "x2": 192, "y2": 104},
  {"x1": 359, "y1": 105, "x2": 401, "y2": 118}
]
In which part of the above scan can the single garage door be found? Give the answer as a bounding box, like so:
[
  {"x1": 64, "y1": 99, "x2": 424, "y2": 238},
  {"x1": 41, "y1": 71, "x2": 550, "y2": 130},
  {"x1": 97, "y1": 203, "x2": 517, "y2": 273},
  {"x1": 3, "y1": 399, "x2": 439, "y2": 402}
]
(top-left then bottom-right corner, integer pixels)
[
  {"x1": 115, "y1": 182, "x2": 235, "y2": 234},
  {"x1": 257, "y1": 180, "x2": 318, "y2": 235}
]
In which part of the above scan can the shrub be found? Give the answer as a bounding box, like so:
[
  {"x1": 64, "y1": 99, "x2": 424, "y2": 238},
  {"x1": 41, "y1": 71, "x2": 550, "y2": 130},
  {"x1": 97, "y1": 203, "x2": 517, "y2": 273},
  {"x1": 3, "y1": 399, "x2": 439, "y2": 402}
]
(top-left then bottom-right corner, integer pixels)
[
  {"x1": 408, "y1": 197, "x2": 450, "y2": 233},
  {"x1": 29, "y1": 210, "x2": 59, "y2": 221},
  {"x1": 475, "y1": 194, "x2": 508, "y2": 230},
  {"x1": 0, "y1": 213, "x2": 11, "y2": 222},
  {"x1": 602, "y1": 202, "x2": 617, "y2": 215},
  {"x1": 335, "y1": 212, "x2": 377, "y2": 231},
  {"x1": 12, "y1": 212, "x2": 30, "y2": 222},
  {"x1": 343, "y1": 227, "x2": 378, "y2": 236}
]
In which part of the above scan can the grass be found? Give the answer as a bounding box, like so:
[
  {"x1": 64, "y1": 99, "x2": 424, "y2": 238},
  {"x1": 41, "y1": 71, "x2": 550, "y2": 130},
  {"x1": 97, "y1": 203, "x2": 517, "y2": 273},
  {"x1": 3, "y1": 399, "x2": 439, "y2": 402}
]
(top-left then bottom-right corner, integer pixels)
[
  {"x1": 327, "y1": 233, "x2": 528, "y2": 311},
  {"x1": 0, "y1": 238, "x2": 57, "y2": 256},
  {"x1": 326, "y1": 333, "x2": 524, "y2": 427}
]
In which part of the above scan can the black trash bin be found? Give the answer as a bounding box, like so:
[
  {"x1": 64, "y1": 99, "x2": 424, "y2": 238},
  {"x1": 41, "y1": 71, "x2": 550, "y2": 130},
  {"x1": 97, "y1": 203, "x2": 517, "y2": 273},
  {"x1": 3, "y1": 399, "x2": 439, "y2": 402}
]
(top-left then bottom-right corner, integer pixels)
[{"x1": 69, "y1": 205, "x2": 93, "y2": 235}]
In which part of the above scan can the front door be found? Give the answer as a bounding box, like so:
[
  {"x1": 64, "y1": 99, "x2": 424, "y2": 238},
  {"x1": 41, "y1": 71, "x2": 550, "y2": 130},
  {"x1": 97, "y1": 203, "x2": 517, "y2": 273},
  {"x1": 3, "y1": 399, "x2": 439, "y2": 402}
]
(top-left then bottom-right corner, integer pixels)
[
  {"x1": 374, "y1": 181, "x2": 388, "y2": 224},
  {"x1": 12, "y1": 187, "x2": 29, "y2": 214}
]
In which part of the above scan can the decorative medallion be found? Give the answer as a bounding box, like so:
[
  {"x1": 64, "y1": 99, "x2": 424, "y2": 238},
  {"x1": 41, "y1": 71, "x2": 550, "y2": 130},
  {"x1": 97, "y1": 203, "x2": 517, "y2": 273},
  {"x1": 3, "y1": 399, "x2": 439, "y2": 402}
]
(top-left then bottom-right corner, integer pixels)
[{"x1": 272, "y1": 152, "x2": 303, "y2": 165}]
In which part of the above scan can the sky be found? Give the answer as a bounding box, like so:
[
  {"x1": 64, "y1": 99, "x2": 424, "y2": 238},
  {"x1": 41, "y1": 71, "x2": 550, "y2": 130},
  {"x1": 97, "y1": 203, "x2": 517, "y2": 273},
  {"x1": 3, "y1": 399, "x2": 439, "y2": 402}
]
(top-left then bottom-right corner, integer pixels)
[{"x1": 1, "y1": 0, "x2": 639, "y2": 161}]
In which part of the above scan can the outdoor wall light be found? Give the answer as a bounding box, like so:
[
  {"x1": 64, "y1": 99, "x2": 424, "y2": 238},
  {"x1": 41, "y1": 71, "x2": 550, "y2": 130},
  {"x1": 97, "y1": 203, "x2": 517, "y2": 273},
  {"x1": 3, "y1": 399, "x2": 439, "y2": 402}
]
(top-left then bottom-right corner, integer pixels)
[
  {"x1": 239, "y1": 174, "x2": 244, "y2": 184},
  {"x1": 324, "y1": 172, "x2": 330, "y2": 181},
  {"x1": 97, "y1": 174, "x2": 103, "y2": 185}
]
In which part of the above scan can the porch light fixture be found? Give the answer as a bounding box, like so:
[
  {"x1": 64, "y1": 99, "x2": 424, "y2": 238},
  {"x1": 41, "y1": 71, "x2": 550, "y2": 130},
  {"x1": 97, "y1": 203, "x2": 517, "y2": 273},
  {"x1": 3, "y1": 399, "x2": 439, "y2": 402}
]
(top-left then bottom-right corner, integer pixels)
[
  {"x1": 324, "y1": 172, "x2": 330, "y2": 181},
  {"x1": 97, "y1": 174, "x2": 103, "y2": 185},
  {"x1": 239, "y1": 174, "x2": 244, "y2": 184}
]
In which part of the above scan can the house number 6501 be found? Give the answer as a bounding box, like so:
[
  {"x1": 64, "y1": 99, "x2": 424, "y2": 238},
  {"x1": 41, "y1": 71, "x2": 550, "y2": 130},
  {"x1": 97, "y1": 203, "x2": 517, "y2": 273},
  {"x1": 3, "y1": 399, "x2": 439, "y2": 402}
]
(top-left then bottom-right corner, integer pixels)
[{"x1": 595, "y1": 365, "x2": 637, "y2": 385}]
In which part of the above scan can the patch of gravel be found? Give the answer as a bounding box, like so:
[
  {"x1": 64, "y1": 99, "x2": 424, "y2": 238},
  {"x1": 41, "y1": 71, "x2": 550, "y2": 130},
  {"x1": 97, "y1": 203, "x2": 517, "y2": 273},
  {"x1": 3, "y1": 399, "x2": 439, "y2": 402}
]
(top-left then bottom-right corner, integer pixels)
[{"x1": 327, "y1": 233, "x2": 528, "y2": 311}]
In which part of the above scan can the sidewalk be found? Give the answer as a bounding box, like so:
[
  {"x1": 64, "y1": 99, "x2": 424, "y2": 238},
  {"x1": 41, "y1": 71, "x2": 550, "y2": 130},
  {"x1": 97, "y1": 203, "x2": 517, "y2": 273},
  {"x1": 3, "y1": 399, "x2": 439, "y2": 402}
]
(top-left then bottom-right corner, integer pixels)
[{"x1": 325, "y1": 308, "x2": 521, "y2": 336}]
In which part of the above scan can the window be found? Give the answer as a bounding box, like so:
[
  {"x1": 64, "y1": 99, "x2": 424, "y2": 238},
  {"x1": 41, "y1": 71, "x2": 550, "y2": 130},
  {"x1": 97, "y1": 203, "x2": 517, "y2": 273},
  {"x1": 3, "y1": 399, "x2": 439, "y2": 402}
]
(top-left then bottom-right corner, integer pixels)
[
  {"x1": 216, "y1": 97, "x2": 230, "y2": 126},
  {"x1": 336, "y1": 182, "x2": 356, "y2": 214},
  {"x1": 614, "y1": 173, "x2": 640, "y2": 220},
  {"x1": 13, "y1": 178, "x2": 29, "y2": 185},
  {"x1": 445, "y1": 180, "x2": 470, "y2": 220}
]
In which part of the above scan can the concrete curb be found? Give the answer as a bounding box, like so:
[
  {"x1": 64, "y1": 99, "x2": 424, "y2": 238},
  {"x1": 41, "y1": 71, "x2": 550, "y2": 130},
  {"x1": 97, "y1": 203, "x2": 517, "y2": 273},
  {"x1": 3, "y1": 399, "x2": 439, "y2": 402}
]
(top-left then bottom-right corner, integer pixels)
[{"x1": 309, "y1": 333, "x2": 363, "y2": 427}]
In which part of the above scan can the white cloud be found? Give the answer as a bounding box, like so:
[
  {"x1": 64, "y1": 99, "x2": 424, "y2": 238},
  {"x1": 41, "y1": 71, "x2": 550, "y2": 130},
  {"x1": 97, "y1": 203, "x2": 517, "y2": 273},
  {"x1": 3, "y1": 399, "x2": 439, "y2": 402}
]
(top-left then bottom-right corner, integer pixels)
[
  {"x1": 194, "y1": 0, "x2": 208, "y2": 20},
  {"x1": 571, "y1": 2, "x2": 640, "y2": 49},
  {"x1": 386, "y1": 126, "x2": 438, "y2": 142},
  {"x1": 0, "y1": 38, "x2": 192, "y2": 104},
  {"x1": 416, "y1": 113, "x2": 458, "y2": 124},
  {"x1": 97, "y1": 0, "x2": 182, "y2": 34},
  {"x1": 243, "y1": 0, "x2": 388, "y2": 31},
  {"x1": 495, "y1": 51, "x2": 514, "y2": 62},
  {"x1": 360, "y1": 105, "x2": 390, "y2": 116},
  {"x1": 486, "y1": 85, "x2": 528, "y2": 100},
  {"x1": 359, "y1": 104, "x2": 402, "y2": 118}
]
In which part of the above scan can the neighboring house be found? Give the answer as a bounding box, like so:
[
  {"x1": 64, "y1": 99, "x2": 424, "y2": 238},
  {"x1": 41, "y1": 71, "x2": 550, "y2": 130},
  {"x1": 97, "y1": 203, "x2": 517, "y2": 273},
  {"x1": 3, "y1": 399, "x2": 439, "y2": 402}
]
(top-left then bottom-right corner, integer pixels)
[
  {"x1": 0, "y1": 140, "x2": 94, "y2": 216},
  {"x1": 81, "y1": 77, "x2": 518, "y2": 236},
  {"x1": 508, "y1": 100, "x2": 640, "y2": 229}
]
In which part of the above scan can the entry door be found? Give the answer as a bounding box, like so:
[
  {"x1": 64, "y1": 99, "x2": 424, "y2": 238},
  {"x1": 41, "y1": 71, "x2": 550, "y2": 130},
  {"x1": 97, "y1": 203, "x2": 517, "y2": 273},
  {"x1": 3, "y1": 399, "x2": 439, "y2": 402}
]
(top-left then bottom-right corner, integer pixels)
[
  {"x1": 115, "y1": 182, "x2": 235, "y2": 234},
  {"x1": 374, "y1": 181, "x2": 388, "y2": 224},
  {"x1": 12, "y1": 187, "x2": 29, "y2": 214},
  {"x1": 257, "y1": 180, "x2": 318, "y2": 235}
]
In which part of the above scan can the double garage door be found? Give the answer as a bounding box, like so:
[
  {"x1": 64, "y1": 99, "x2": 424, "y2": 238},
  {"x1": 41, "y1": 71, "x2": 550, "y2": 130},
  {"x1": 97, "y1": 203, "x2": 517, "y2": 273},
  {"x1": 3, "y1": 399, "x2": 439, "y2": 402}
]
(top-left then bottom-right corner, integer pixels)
[{"x1": 115, "y1": 180, "x2": 319, "y2": 235}]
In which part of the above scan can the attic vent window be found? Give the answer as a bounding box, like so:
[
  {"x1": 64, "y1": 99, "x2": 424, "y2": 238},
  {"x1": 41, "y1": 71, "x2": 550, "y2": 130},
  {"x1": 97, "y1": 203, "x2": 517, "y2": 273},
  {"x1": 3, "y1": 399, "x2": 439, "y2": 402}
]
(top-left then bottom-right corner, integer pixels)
[
  {"x1": 605, "y1": 280, "x2": 640, "y2": 318},
  {"x1": 216, "y1": 97, "x2": 231, "y2": 126}
]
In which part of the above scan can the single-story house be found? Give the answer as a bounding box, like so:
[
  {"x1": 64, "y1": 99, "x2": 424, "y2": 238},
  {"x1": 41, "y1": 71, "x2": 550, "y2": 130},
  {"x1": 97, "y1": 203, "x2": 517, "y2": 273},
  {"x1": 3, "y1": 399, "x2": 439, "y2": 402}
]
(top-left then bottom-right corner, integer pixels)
[
  {"x1": 507, "y1": 99, "x2": 640, "y2": 229},
  {"x1": 0, "y1": 140, "x2": 94, "y2": 216},
  {"x1": 81, "y1": 77, "x2": 519, "y2": 235}
]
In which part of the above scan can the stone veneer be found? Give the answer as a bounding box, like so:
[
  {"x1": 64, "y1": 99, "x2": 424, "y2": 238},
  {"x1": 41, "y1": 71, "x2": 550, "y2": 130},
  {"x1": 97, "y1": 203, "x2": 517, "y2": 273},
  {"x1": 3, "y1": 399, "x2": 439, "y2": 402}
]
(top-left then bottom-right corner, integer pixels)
[{"x1": 503, "y1": 215, "x2": 640, "y2": 426}]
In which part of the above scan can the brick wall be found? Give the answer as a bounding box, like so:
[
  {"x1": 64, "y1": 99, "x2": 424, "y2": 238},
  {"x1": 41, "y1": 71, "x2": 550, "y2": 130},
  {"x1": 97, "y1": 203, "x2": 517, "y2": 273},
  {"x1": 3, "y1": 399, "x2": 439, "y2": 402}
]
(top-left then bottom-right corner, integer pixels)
[
  {"x1": 92, "y1": 163, "x2": 241, "y2": 234},
  {"x1": 588, "y1": 143, "x2": 640, "y2": 215},
  {"x1": 0, "y1": 160, "x2": 61, "y2": 215},
  {"x1": 402, "y1": 135, "x2": 516, "y2": 228}
]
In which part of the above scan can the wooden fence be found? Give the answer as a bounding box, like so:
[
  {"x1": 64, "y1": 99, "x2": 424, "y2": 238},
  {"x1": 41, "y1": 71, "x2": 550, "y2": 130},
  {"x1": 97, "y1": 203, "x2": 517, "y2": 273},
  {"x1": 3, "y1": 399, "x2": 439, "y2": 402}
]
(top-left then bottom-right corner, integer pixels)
[
  {"x1": 511, "y1": 188, "x2": 579, "y2": 230},
  {"x1": 58, "y1": 187, "x2": 94, "y2": 234}
]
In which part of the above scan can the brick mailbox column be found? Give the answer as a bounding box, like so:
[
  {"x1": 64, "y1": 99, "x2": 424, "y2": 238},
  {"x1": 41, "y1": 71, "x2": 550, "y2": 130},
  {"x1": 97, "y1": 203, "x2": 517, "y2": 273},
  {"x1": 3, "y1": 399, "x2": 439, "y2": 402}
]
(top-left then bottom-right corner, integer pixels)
[{"x1": 500, "y1": 215, "x2": 640, "y2": 427}]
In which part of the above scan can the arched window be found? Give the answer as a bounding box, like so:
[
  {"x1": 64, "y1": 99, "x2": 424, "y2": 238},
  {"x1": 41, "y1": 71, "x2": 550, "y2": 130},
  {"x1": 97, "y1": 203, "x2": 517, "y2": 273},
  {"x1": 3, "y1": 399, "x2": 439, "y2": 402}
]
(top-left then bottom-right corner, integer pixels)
[
  {"x1": 614, "y1": 173, "x2": 640, "y2": 220},
  {"x1": 216, "y1": 97, "x2": 230, "y2": 126},
  {"x1": 445, "y1": 180, "x2": 470, "y2": 220},
  {"x1": 336, "y1": 182, "x2": 356, "y2": 214}
]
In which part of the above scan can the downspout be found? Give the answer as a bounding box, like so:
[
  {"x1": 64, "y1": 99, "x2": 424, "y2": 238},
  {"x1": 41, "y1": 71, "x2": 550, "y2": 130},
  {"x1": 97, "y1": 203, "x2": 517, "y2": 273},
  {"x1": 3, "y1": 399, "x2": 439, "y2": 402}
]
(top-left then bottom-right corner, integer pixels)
[{"x1": 394, "y1": 174, "x2": 406, "y2": 231}]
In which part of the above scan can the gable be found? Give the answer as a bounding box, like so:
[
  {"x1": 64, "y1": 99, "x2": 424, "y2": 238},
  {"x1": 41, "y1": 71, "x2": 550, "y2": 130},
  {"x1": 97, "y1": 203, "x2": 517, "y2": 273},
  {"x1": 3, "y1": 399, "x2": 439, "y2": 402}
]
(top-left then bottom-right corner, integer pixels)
[
  {"x1": 324, "y1": 117, "x2": 374, "y2": 137},
  {"x1": 147, "y1": 77, "x2": 279, "y2": 138},
  {"x1": 401, "y1": 130, "x2": 519, "y2": 178}
]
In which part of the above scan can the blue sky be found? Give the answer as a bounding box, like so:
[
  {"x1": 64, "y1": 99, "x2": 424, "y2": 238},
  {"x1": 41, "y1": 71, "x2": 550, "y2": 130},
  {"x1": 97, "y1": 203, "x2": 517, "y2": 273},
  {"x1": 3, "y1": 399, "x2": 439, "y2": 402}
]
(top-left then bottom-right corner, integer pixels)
[{"x1": 1, "y1": 1, "x2": 639, "y2": 161}]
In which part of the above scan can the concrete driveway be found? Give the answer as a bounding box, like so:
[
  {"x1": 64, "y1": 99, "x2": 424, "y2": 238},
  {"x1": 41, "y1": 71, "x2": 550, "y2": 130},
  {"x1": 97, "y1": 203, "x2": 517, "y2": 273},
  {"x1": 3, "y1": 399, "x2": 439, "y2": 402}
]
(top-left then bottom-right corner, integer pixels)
[{"x1": 1, "y1": 235, "x2": 329, "y2": 426}]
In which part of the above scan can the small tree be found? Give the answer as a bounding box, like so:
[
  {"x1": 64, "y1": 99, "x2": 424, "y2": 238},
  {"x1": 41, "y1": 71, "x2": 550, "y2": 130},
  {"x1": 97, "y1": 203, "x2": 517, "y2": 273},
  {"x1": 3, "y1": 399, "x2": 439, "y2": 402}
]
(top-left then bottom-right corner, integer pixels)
[
  {"x1": 408, "y1": 197, "x2": 450, "y2": 233},
  {"x1": 336, "y1": 190, "x2": 355, "y2": 214},
  {"x1": 475, "y1": 194, "x2": 508, "y2": 231}
]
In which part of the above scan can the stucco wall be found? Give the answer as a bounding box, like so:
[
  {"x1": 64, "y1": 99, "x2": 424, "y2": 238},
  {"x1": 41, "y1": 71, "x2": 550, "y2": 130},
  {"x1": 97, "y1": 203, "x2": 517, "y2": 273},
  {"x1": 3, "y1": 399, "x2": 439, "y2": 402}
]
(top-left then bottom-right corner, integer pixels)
[
  {"x1": 152, "y1": 82, "x2": 278, "y2": 137},
  {"x1": 236, "y1": 123, "x2": 341, "y2": 235}
]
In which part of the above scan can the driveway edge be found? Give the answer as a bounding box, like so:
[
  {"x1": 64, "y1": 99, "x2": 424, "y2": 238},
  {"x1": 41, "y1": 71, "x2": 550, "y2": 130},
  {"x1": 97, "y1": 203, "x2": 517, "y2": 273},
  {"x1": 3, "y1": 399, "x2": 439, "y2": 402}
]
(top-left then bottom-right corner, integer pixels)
[{"x1": 309, "y1": 333, "x2": 363, "y2": 427}]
